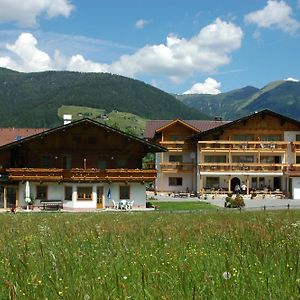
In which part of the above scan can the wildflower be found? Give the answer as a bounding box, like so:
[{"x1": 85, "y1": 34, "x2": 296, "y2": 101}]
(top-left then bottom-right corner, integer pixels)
[
  {"x1": 222, "y1": 271, "x2": 231, "y2": 280},
  {"x1": 123, "y1": 276, "x2": 128, "y2": 280}
]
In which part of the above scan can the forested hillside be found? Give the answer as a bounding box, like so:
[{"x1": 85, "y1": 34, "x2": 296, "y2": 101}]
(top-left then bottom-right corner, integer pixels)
[{"x1": 0, "y1": 68, "x2": 209, "y2": 128}]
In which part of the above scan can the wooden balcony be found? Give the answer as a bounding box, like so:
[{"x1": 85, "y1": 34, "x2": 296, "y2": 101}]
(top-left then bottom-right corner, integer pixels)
[
  {"x1": 159, "y1": 141, "x2": 194, "y2": 152},
  {"x1": 291, "y1": 141, "x2": 300, "y2": 152},
  {"x1": 160, "y1": 162, "x2": 194, "y2": 173},
  {"x1": 6, "y1": 168, "x2": 157, "y2": 182},
  {"x1": 198, "y1": 141, "x2": 288, "y2": 153},
  {"x1": 198, "y1": 163, "x2": 288, "y2": 173}
]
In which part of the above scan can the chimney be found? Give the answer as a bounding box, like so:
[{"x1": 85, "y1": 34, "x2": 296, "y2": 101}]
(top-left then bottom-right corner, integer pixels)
[{"x1": 63, "y1": 114, "x2": 72, "y2": 125}]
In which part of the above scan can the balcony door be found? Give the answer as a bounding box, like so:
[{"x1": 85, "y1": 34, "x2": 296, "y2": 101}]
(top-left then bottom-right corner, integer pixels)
[
  {"x1": 0, "y1": 186, "x2": 18, "y2": 209},
  {"x1": 97, "y1": 187, "x2": 104, "y2": 208}
]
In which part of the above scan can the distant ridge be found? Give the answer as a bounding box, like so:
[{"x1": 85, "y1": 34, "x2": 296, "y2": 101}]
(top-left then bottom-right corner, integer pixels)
[
  {"x1": 0, "y1": 68, "x2": 210, "y2": 128},
  {"x1": 176, "y1": 80, "x2": 300, "y2": 120}
]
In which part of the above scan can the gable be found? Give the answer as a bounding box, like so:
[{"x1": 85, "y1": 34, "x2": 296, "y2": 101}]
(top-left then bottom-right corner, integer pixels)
[{"x1": 0, "y1": 119, "x2": 165, "y2": 153}]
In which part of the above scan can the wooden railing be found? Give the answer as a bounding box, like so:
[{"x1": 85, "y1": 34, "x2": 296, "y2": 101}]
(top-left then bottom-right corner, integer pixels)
[
  {"x1": 160, "y1": 162, "x2": 194, "y2": 172},
  {"x1": 291, "y1": 142, "x2": 300, "y2": 152},
  {"x1": 159, "y1": 141, "x2": 194, "y2": 152},
  {"x1": 6, "y1": 168, "x2": 157, "y2": 182},
  {"x1": 198, "y1": 141, "x2": 288, "y2": 152},
  {"x1": 198, "y1": 163, "x2": 288, "y2": 172}
]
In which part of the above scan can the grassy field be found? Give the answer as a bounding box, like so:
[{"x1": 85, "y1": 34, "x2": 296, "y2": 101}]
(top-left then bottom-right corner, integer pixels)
[
  {"x1": 0, "y1": 211, "x2": 299, "y2": 299},
  {"x1": 148, "y1": 201, "x2": 216, "y2": 211}
]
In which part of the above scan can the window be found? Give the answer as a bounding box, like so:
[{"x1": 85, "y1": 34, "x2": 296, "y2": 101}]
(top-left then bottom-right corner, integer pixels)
[
  {"x1": 206, "y1": 177, "x2": 219, "y2": 189},
  {"x1": 232, "y1": 155, "x2": 254, "y2": 163},
  {"x1": 41, "y1": 155, "x2": 51, "y2": 168},
  {"x1": 120, "y1": 186, "x2": 130, "y2": 199},
  {"x1": 36, "y1": 185, "x2": 47, "y2": 200},
  {"x1": 260, "y1": 134, "x2": 281, "y2": 141},
  {"x1": 169, "y1": 135, "x2": 184, "y2": 141},
  {"x1": 116, "y1": 158, "x2": 127, "y2": 168},
  {"x1": 65, "y1": 186, "x2": 73, "y2": 201},
  {"x1": 169, "y1": 177, "x2": 182, "y2": 186},
  {"x1": 232, "y1": 134, "x2": 254, "y2": 141},
  {"x1": 77, "y1": 187, "x2": 93, "y2": 200},
  {"x1": 296, "y1": 135, "x2": 300, "y2": 141},
  {"x1": 169, "y1": 155, "x2": 183, "y2": 163},
  {"x1": 98, "y1": 159, "x2": 107, "y2": 170},
  {"x1": 261, "y1": 156, "x2": 281, "y2": 163},
  {"x1": 62, "y1": 155, "x2": 72, "y2": 169},
  {"x1": 204, "y1": 155, "x2": 226, "y2": 163},
  {"x1": 297, "y1": 156, "x2": 300, "y2": 164}
]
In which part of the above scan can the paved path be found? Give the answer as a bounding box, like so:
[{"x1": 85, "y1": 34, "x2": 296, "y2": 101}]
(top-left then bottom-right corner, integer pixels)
[{"x1": 149, "y1": 192, "x2": 300, "y2": 210}]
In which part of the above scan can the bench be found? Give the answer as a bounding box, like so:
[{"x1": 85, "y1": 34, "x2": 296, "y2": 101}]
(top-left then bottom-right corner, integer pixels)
[{"x1": 40, "y1": 199, "x2": 63, "y2": 211}]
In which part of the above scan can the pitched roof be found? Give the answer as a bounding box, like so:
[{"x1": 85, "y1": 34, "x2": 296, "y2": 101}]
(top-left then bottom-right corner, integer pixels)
[
  {"x1": 0, "y1": 118, "x2": 166, "y2": 153},
  {"x1": 0, "y1": 128, "x2": 47, "y2": 146},
  {"x1": 144, "y1": 119, "x2": 229, "y2": 139},
  {"x1": 189, "y1": 109, "x2": 300, "y2": 140}
]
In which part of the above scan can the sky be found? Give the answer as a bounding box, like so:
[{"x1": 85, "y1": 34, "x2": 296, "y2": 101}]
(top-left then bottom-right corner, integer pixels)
[{"x1": 0, "y1": 0, "x2": 299, "y2": 95}]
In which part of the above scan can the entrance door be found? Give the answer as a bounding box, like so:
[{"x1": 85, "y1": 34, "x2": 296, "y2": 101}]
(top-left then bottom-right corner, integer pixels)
[
  {"x1": 231, "y1": 177, "x2": 240, "y2": 193},
  {"x1": 274, "y1": 177, "x2": 281, "y2": 190},
  {"x1": 6, "y1": 187, "x2": 17, "y2": 208},
  {"x1": 97, "y1": 187, "x2": 104, "y2": 208}
]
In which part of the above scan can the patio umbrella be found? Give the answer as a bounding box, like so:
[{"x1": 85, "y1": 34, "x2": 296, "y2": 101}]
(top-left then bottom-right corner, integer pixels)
[
  {"x1": 25, "y1": 181, "x2": 31, "y2": 210},
  {"x1": 107, "y1": 188, "x2": 111, "y2": 199}
]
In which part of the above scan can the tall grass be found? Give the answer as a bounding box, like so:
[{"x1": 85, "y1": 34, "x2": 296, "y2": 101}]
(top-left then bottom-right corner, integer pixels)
[{"x1": 0, "y1": 211, "x2": 299, "y2": 299}]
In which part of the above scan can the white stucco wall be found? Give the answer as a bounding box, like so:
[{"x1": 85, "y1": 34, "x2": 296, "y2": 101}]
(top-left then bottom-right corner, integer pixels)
[
  {"x1": 18, "y1": 181, "x2": 147, "y2": 209},
  {"x1": 158, "y1": 173, "x2": 194, "y2": 193},
  {"x1": 284, "y1": 131, "x2": 300, "y2": 164},
  {"x1": 292, "y1": 178, "x2": 300, "y2": 199}
]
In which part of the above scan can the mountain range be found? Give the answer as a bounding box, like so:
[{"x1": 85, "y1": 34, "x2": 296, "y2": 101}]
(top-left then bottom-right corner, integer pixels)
[
  {"x1": 176, "y1": 80, "x2": 300, "y2": 120},
  {"x1": 0, "y1": 68, "x2": 209, "y2": 128}
]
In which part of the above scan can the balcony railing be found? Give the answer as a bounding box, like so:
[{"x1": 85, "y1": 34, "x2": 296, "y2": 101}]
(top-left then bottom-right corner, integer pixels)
[
  {"x1": 6, "y1": 168, "x2": 157, "y2": 182},
  {"x1": 160, "y1": 162, "x2": 194, "y2": 172},
  {"x1": 291, "y1": 142, "x2": 300, "y2": 152},
  {"x1": 159, "y1": 141, "x2": 194, "y2": 152},
  {"x1": 198, "y1": 163, "x2": 288, "y2": 173},
  {"x1": 198, "y1": 141, "x2": 288, "y2": 152}
]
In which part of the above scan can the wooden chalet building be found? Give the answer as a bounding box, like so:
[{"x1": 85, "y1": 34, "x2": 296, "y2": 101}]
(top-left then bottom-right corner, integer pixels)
[
  {"x1": 0, "y1": 119, "x2": 165, "y2": 210},
  {"x1": 145, "y1": 110, "x2": 300, "y2": 199}
]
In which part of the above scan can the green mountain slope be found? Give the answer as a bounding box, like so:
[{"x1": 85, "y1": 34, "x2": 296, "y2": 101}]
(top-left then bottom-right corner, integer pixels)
[
  {"x1": 0, "y1": 68, "x2": 210, "y2": 128},
  {"x1": 177, "y1": 81, "x2": 300, "y2": 120},
  {"x1": 58, "y1": 105, "x2": 147, "y2": 137},
  {"x1": 177, "y1": 86, "x2": 259, "y2": 119}
]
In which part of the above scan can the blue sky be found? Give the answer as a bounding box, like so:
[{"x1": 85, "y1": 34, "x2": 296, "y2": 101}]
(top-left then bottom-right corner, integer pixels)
[{"x1": 0, "y1": 0, "x2": 299, "y2": 95}]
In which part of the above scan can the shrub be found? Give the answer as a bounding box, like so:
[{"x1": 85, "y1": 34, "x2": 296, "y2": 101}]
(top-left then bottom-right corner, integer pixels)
[
  {"x1": 225, "y1": 194, "x2": 233, "y2": 208},
  {"x1": 225, "y1": 194, "x2": 245, "y2": 208}
]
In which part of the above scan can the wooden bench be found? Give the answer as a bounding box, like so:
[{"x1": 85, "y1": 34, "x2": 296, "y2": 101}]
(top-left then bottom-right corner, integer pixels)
[{"x1": 40, "y1": 199, "x2": 63, "y2": 211}]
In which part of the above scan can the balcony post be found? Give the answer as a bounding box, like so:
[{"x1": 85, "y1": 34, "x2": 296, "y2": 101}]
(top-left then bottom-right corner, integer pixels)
[
  {"x1": 246, "y1": 177, "x2": 250, "y2": 195},
  {"x1": 228, "y1": 176, "x2": 231, "y2": 193}
]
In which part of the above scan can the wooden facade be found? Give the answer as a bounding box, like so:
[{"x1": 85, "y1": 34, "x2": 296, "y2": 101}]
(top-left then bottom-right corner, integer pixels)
[
  {"x1": 0, "y1": 119, "x2": 165, "y2": 209},
  {"x1": 149, "y1": 110, "x2": 300, "y2": 198}
]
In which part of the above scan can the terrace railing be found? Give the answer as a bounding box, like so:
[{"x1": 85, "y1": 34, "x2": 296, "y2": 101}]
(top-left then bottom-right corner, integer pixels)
[
  {"x1": 160, "y1": 162, "x2": 195, "y2": 172},
  {"x1": 6, "y1": 168, "x2": 157, "y2": 182},
  {"x1": 198, "y1": 141, "x2": 288, "y2": 152},
  {"x1": 198, "y1": 163, "x2": 288, "y2": 173}
]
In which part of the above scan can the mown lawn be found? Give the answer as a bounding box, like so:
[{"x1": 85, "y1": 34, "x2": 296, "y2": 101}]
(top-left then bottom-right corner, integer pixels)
[
  {"x1": 0, "y1": 211, "x2": 299, "y2": 299},
  {"x1": 148, "y1": 201, "x2": 217, "y2": 211}
]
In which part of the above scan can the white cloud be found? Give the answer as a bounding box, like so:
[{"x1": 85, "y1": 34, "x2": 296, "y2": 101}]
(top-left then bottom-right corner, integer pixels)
[
  {"x1": 245, "y1": 0, "x2": 300, "y2": 34},
  {"x1": 0, "y1": 18, "x2": 243, "y2": 83},
  {"x1": 183, "y1": 78, "x2": 221, "y2": 95},
  {"x1": 284, "y1": 77, "x2": 299, "y2": 82},
  {"x1": 135, "y1": 19, "x2": 151, "y2": 29},
  {"x1": 5, "y1": 33, "x2": 52, "y2": 71},
  {"x1": 0, "y1": 0, "x2": 74, "y2": 27}
]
